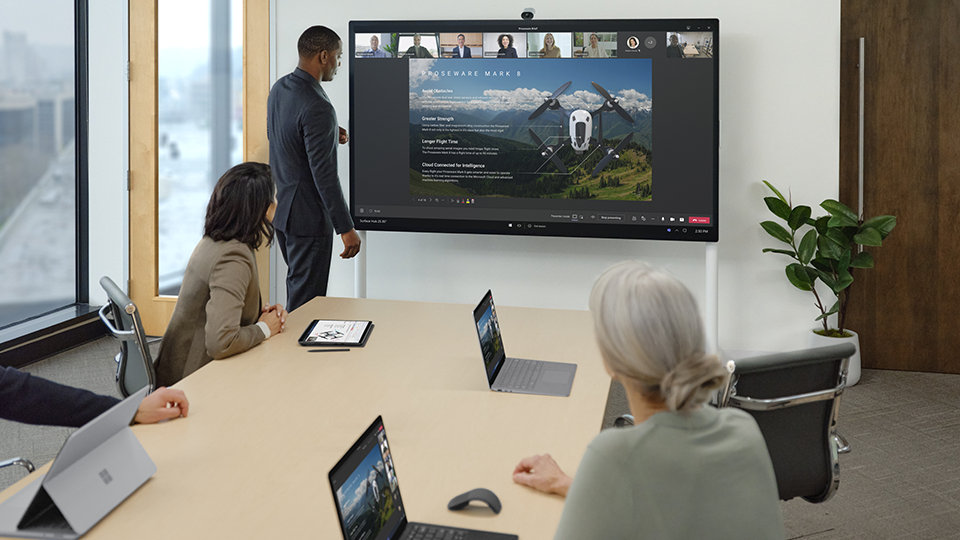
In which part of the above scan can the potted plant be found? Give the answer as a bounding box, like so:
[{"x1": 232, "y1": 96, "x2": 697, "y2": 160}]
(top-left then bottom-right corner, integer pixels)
[
  {"x1": 760, "y1": 180, "x2": 896, "y2": 385},
  {"x1": 383, "y1": 33, "x2": 400, "y2": 57}
]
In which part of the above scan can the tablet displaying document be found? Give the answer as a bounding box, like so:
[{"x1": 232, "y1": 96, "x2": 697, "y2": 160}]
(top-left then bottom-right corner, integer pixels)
[{"x1": 298, "y1": 319, "x2": 373, "y2": 347}]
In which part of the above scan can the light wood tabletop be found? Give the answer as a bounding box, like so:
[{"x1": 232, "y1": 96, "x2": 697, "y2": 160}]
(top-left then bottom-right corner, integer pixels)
[{"x1": 0, "y1": 296, "x2": 611, "y2": 539}]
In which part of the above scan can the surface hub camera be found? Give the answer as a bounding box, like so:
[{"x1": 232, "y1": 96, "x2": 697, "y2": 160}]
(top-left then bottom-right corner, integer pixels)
[{"x1": 521, "y1": 8, "x2": 535, "y2": 20}]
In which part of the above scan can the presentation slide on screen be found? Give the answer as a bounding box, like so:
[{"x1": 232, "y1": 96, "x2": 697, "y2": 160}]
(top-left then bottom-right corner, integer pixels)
[{"x1": 408, "y1": 58, "x2": 653, "y2": 202}]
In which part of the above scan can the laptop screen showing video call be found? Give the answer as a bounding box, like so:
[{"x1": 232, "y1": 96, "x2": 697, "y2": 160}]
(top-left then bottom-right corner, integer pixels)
[
  {"x1": 474, "y1": 292, "x2": 506, "y2": 383},
  {"x1": 331, "y1": 419, "x2": 405, "y2": 540}
]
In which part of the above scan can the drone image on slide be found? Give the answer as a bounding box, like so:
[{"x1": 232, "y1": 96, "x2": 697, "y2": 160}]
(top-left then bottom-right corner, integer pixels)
[{"x1": 527, "y1": 81, "x2": 635, "y2": 177}]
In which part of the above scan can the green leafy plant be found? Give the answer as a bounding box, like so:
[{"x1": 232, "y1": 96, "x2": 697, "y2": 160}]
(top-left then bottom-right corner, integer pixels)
[
  {"x1": 760, "y1": 180, "x2": 896, "y2": 337},
  {"x1": 383, "y1": 33, "x2": 399, "y2": 55}
]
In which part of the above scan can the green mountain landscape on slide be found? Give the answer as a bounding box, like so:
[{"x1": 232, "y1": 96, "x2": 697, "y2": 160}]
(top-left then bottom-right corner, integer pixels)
[{"x1": 409, "y1": 124, "x2": 653, "y2": 201}]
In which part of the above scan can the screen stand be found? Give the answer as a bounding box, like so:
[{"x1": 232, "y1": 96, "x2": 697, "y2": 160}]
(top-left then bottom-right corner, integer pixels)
[
  {"x1": 349, "y1": 233, "x2": 714, "y2": 347},
  {"x1": 355, "y1": 230, "x2": 367, "y2": 298},
  {"x1": 704, "y1": 242, "x2": 719, "y2": 355}
]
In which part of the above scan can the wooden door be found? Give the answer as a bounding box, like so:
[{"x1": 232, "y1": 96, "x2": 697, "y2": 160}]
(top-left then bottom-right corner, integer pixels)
[
  {"x1": 128, "y1": 0, "x2": 270, "y2": 335},
  {"x1": 840, "y1": 0, "x2": 960, "y2": 373}
]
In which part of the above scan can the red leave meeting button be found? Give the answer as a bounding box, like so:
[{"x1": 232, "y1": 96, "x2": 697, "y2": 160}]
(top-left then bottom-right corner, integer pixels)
[{"x1": 689, "y1": 216, "x2": 711, "y2": 224}]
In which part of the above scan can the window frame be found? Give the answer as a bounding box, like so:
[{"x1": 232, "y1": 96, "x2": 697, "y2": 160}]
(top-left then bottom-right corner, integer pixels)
[
  {"x1": 0, "y1": 0, "x2": 94, "y2": 359},
  {"x1": 76, "y1": 0, "x2": 90, "y2": 304}
]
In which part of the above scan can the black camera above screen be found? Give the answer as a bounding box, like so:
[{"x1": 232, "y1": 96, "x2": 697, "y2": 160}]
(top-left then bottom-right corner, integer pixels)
[{"x1": 348, "y1": 19, "x2": 719, "y2": 242}]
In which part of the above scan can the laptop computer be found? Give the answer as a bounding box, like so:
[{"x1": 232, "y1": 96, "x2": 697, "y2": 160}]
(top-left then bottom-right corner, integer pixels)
[
  {"x1": 329, "y1": 416, "x2": 517, "y2": 540},
  {"x1": 0, "y1": 386, "x2": 155, "y2": 539},
  {"x1": 472, "y1": 290, "x2": 577, "y2": 396}
]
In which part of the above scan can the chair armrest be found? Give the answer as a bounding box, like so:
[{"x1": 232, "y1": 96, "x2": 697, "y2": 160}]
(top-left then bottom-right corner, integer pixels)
[
  {"x1": 99, "y1": 303, "x2": 137, "y2": 340},
  {"x1": 0, "y1": 457, "x2": 36, "y2": 473},
  {"x1": 716, "y1": 360, "x2": 737, "y2": 406},
  {"x1": 833, "y1": 431, "x2": 851, "y2": 454},
  {"x1": 727, "y1": 385, "x2": 843, "y2": 411}
]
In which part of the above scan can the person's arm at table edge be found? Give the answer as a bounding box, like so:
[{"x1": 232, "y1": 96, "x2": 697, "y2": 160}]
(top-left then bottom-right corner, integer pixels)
[
  {"x1": 514, "y1": 439, "x2": 634, "y2": 538},
  {"x1": 0, "y1": 365, "x2": 118, "y2": 427},
  {"x1": 0, "y1": 366, "x2": 189, "y2": 426}
]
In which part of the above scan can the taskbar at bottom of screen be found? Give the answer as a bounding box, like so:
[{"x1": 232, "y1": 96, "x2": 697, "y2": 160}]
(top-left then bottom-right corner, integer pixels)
[{"x1": 352, "y1": 216, "x2": 717, "y2": 242}]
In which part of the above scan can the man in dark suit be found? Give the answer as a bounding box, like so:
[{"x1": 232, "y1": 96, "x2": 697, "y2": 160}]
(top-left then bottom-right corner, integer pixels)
[
  {"x1": 451, "y1": 33, "x2": 472, "y2": 58},
  {"x1": 0, "y1": 366, "x2": 188, "y2": 426},
  {"x1": 267, "y1": 26, "x2": 361, "y2": 312}
]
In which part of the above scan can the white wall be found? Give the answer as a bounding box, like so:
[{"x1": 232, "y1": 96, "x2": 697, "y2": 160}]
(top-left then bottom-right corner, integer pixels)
[
  {"x1": 272, "y1": 0, "x2": 841, "y2": 353},
  {"x1": 87, "y1": 0, "x2": 128, "y2": 305},
  {"x1": 80, "y1": 1, "x2": 840, "y2": 351}
]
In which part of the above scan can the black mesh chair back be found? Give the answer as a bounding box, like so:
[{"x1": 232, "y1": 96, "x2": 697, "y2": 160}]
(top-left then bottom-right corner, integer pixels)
[
  {"x1": 98, "y1": 276, "x2": 156, "y2": 397},
  {"x1": 718, "y1": 343, "x2": 855, "y2": 503}
]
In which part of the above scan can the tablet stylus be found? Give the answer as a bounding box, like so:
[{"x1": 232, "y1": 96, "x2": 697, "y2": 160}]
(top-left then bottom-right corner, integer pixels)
[{"x1": 309, "y1": 349, "x2": 350, "y2": 353}]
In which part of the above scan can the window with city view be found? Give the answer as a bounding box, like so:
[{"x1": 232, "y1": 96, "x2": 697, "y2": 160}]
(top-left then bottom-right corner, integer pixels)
[{"x1": 0, "y1": 2, "x2": 79, "y2": 329}]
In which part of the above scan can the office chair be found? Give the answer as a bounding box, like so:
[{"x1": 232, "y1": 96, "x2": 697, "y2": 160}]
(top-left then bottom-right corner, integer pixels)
[
  {"x1": 718, "y1": 343, "x2": 855, "y2": 503},
  {"x1": 0, "y1": 458, "x2": 35, "y2": 475},
  {"x1": 98, "y1": 276, "x2": 156, "y2": 397}
]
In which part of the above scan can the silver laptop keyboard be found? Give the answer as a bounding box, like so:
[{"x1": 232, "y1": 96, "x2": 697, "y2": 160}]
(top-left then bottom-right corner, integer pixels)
[{"x1": 501, "y1": 358, "x2": 544, "y2": 390}]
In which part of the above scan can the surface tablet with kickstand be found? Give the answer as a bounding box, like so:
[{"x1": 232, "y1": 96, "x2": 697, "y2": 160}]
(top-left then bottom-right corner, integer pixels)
[
  {"x1": 299, "y1": 319, "x2": 373, "y2": 347},
  {"x1": 0, "y1": 387, "x2": 154, "y2": 539}
]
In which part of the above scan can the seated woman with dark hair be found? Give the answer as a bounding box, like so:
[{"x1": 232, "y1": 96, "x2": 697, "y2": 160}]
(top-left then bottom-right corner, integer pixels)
[
  {"x1": 497, "y1": 34, "x2": 518, "y2": 58},
  {"x1": 512, "y1": 261, "x2": 783, "y2": 539},
  {"x1": 155, "y1": 162, "x2": 287, "y2": 387}
]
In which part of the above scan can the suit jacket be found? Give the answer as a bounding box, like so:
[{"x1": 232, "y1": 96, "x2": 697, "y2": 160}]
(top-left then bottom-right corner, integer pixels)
[
  {"x1": 451, "y1": 46, "x2": 471, "y2": 58},
  {"x1": 267, "y1": 68, "x2": 354, "y2": 237},
  {"x1": 0, "y1": 366, "x2": 119, "y2": 427},
  {"x1": 155, "y1": 238, "x2": 265, "y2": 387},
  {"x1": 404, "y1": 46, "x2": 433, "y2": 58}
]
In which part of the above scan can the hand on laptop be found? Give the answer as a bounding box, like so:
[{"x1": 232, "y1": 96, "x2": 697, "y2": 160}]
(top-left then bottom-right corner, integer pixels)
[
  {"x1": 512, "y1": 453, "x2": 572, "y2": 496},
  {"x1": 134, "y1": 387, "x2": 190, "y2": 424}
]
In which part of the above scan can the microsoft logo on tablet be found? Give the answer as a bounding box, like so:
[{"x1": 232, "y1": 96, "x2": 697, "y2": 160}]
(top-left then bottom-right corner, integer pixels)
[{"x1": 99, "y1": 469, "x2": 113, "y2": 485}]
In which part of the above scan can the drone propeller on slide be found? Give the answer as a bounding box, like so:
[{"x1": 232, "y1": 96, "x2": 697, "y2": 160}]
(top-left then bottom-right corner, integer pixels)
[
  {"x1": 591, "y1": 133, "x2": 634, "y2": 176},
  {"x1": 529, "y1": 81, "x2": 573, "y2": 120},
  {"x1": 591, "y1": 81, "x2": 634, "y2": 124},
  {"x1": 528, "y1": 129, "x2": 568, "y2": 173}
]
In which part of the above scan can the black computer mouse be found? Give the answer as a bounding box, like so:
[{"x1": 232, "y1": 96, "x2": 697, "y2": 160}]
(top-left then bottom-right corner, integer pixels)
[{"x1": 447, "y1": 487, "x2": 502, "y2": 514}]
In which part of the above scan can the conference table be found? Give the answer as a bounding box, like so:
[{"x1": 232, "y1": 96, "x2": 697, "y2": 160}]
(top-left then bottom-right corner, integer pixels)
[{"x1": 0, "y1": 296, "x2": 612, "y2": 539}]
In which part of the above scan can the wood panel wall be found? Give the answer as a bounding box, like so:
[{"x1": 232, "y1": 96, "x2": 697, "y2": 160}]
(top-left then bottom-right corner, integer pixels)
[{"x1": 840, "y1": 0, "x2": 960, "y2": 373}]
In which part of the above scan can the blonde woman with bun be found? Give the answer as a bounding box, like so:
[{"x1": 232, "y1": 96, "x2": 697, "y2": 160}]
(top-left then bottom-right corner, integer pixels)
[{"x1": 512, "y1": 261, "x2": 783, "y2": 538}]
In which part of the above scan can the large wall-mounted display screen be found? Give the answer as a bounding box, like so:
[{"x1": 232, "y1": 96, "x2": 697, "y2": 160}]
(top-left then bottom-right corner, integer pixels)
[{"x1": 349, "y1": 19, "x2": 718, "y2": 241}]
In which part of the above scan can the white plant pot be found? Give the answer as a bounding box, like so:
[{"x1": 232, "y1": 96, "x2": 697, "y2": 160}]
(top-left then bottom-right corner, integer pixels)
[{"x1": 809, "y1": 329, "x2": 861, "y2": 386}]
